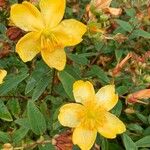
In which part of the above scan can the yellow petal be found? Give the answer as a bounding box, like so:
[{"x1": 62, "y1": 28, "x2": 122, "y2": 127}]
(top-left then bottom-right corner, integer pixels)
[
  {"x1": 41, "y1": 48, "x2": 66, "y2": 71},
  {"x1": 0, "y1": 69, "x2": 7, "y2": 84},
  {"x1": 10, "y1": 1, "x2": 44, "y2": 31},
  {"x1": 96, "y1": 85, "x2": 118, "y2": 111},
  {"x1": 98, "y1": 112, "x2": 126, "y2": 138},
  {"x1": 16, "y1": 32, "x2": 41, "y2": 62},
  {"x1": 52, "y1": 19, "x2": 87, "y2": 47},
  {"x1": 73, "y1": 126, "x2": 97, "y2": 150},
  {"x1": 39, "y1": 0, "x2": 66, "y2": 28},
  {"x1": 73, "y1": 80, "x2": 95, "y2": 104},
  {"x1": 58, "y1": 103, "x2": 84, "y2": 128}
]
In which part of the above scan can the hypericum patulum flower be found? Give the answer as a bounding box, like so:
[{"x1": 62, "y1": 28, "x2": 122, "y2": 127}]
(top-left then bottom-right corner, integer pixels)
[
  {"x1": 0, "y1": 69, "x2": 7, "y2": 84},
  {"x1": 58, "y1": 80, "x2": 126, "y2": 150},
  {"x1": 10, "y1": 0, "x2": 87, "y2": 71}
]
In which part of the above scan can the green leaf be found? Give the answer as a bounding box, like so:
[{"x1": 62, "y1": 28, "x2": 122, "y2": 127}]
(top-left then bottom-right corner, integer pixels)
[
  {"x1": 64, "y1": 65, "x2": 81, "y2": 79},
  {"x1": 0, "y1": 23, "x2": 7, "y2": 34},
  {"x1": 101, "y1": 138, "x2": 109, "y2": 150},
  {"x1": 133, "y1": 29, "x2": 150, "y2": 38},
  {"x1": 67, "y1": 53, "x2": 89, "y2": 65},
  {"x1": 0, "y1": 73, "x2": 29, "y2": 95},
  {"x1": 121, "y1": 133, "x2": 137, "y2": 150},
  {"x1": 111, "y1": 101, "x2": 122, "y2": 117},
  {"x1": 15, "y1": 118, "x2": 31, "y2": 129},
  {"x1": 32, "y1": 74, "x2": 52, "y2": 101},
  {"x1": 73, "y1": 145, "x2": 80, "y2": 150},
  {"x1": 135, "y1": 136, "x2": 150, "y2": 147},
  {"x1": 109, "y1": 143, "x2": 123, "y2": 150},
  {"x1": 135, "y1": 112, "x2": 148, "y2": 124},
  {"x1": 115, "y1": 49, "x2": 123, "y2": 62},
  {"x1": 0, "y1": 101, "x2": 13, "y2": 121},
  {"x1": 8, "y1": 0, "x2": 18, "y2": 5},
  {"x1": 25, "y1": 78, "x2": 36, "y2": 94},
  {"x1": 125, "y1": 8, "x2": 136, "y2": 17},
  {"x1": 25, "y1": 60, "x2": 50, "y2": 94},
  {"x1": 148, "y1": 114, "x2": 150, "y2": 124},
  {"x1": 27, "y1": 101, "x2": 46, "y2": 135},
  {"x1": 12, "y1": 127, "x2": 29, "y2": 144},
  {"x1": 38, "y1": 143, "x2": 55, "y2": 150},
  {"x1": 116, "y1": 19, "x2": 133, "y2": 32},
  {"x1": 143, "y1": 127, "x2": 150, "y2": 136},
  {"x1": 58, "y1": 70, "x2": 76, "y2": 99},
  {"x1": 0, "y1": 131, "x2": 11, "y2": 143},
  {"x1": 116, "y1": 86, "x2": 128, "y2": 95},
  {"x1": 7, "y1": 99, "x2": 21, "y2": 118},
  {"x1": 87, "y1": 65, "x2": 110, "y2": 84},
  {"x1": 96, "y1": 135, "x2": 109, "y2": 150},
  {"x1": 127, "y1": 123, "x2": 143, "y2": 134}
]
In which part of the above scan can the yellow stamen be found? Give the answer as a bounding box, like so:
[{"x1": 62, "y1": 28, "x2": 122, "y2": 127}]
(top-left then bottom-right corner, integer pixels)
[{"x1": 79, "y1": 101, "x2": 106, "y2": 130}]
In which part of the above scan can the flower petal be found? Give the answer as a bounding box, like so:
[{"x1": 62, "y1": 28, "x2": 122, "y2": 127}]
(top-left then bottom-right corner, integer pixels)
[
  {"x1": 16, "y1": 32, "x2": 41, "y2": 62},
  {"x1": 98, "y1": 112, "x2": 126, "y2": 138},
  {"x1": 0, "y1": 69, "x2": 7, "y2": 84},
  {"x1": 58, "y1": 103, "x2": 84, "y2": 128},
  {"x1": 39, "y1": 0, "x2": 66, "y2": 28},
  {"x1": 41, "y1": 48, "x2": 66, "y2": 71},
  {"x1": 73, "y1": 80, "x2": 95, "y2": 104},
  {"x1": 96, "y1": 85, "x2": 118, "y2": 111},
  {"x1": 10, "y1": 1, "x2": 44, "y2": 31},
  {"x1": 73, "y1": 126, "x2": 97, "y2": 150},
  {"x1": 52, "y1": 19, "x2": 87, "y2": 47}
]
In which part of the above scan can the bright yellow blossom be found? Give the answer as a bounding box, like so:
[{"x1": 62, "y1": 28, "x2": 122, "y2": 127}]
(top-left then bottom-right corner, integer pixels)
[
  {"x1": 10, "y1": 0, "x2": 87, "y2": 71},
  {"x1": 0, "y1": 69, "x2": 7, "y2": 84},
  {"x1": 58, "y1": 80, "x2": 126, "y2": 150}
]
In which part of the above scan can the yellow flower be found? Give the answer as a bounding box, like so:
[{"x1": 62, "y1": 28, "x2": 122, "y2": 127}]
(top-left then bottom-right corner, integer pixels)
[
  {"x1": 0, "y1": 69, "x2": 7, "y2": 84},
  {"x1": 10, "y1": 0, "x2": 87, "y2": 71},
  {"x1": 58, "y1": 80, "x2": 126, "y2": 150}
]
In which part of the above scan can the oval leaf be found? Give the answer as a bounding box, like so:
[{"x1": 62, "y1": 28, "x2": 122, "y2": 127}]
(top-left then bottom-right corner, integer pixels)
[
  {"x1": 0, "y1": 101, "x2": 13, "y2": 121},
  {"x1": 12, "y1": 127, "x2": 29, "y2": 144},
  {"x1": 122, "y1": 133, "x2": 137, "y2": 150},
  {"x1": 135, "y1": 136, "x2": 150, "y2": 148},
  {"x1": 58, "y1": 70, "x2": 76, "y2": 99},
  {"x1": 27, "y1": 101, "x2": 46, "y2": 135}
]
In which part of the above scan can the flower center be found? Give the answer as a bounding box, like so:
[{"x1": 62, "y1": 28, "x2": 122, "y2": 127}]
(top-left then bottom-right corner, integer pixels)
[
  {"x1": 80, "y1": 101, "x2": 106, "y2": 130},
  {"x1": 41, "y1": 29, "x2": 62, "y2": 52}
]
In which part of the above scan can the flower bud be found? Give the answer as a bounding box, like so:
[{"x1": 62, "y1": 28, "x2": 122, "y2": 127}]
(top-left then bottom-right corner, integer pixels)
[
  {"x1": 52, "y1": 131, "x2": 73, "y2": 150},
  {"x1": 2, "y1": 143, "x2": 13, "y2": 150},
  {"x1": 6, "y1": 27, "x2": 24, "y2": 41}
]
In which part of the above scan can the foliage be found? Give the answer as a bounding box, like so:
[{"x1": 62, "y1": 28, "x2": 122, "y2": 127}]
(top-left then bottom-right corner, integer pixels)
[{"x1": 0, "y1": 0, "x2": 150, "y2": 149}]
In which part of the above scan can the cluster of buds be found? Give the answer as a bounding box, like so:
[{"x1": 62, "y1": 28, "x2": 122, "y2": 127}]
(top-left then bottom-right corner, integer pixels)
[
  {"x1": 86, "y1": 0, "x2": 122, "y2": 20},
  {"x1": 111, "y1": 52, "x2": 150, "y2": 84},
  {"x1": 86, "y1": 0, "x2": 122, "y2": 40}
]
